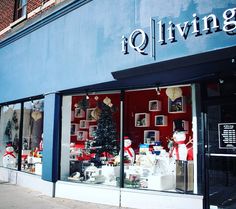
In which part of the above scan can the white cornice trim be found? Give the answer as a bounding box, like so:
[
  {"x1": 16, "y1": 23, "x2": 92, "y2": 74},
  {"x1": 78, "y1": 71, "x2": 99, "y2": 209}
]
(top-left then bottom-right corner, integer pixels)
[
  {"x1": 0, "y1": 26, "x2": 11, "y2": 36},
  {"x1": 10, "y1": 15, "x2": 27, "y2": 28},
  {"x1": 28, "y1": 0, "x2": 56, "y2": 18}
]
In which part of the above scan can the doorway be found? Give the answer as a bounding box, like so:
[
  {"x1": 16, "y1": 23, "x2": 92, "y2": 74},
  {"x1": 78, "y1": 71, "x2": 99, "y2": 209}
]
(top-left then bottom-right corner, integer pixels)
[{"x1": 204, "y1": 79, "x2": 236, "y2": 209}]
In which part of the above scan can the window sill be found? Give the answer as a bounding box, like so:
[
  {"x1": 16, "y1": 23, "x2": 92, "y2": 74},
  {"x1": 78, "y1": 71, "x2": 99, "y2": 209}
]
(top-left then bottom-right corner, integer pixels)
[{"x1": 10, "y1": 15, "x2": 27, "y2": 28}]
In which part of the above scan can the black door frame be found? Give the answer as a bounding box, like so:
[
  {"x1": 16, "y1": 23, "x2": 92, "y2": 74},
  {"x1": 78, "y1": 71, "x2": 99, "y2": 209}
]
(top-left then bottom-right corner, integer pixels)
[{"x1": 202, "y1": 90, "x2": 236, "y2": 209}]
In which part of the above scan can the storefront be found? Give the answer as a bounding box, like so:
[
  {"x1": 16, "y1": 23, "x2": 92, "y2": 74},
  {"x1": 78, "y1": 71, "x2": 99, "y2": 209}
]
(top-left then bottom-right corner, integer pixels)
[{"x1": 0, "y1": 1, "x2": 236, "y2": 209}]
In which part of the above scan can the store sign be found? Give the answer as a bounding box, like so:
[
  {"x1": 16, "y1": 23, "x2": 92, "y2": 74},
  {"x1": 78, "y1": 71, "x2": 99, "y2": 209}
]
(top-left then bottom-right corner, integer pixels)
[
  {"x1": 121, "y1": 7, "x2": 236, "y2": 56},
  {"x1": 218, "y1": 123, "x2": 236, "y2": 149}
]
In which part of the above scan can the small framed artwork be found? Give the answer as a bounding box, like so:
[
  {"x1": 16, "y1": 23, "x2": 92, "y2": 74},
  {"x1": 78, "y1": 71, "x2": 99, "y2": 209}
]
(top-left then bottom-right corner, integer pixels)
[
  {"x1": 86, "y1": 108, "x2": 96, "y2": 121},
  {"x1": 149, "y1": 100, "x2": 161, "y2": 111},
  {"x1": 74, "y1": 108, "x2": 85, "y2": 118},
  {"x1": 143, "y1": 130, "x2": 160, "y2": 144},
  {"x1": 80, "y1": 120, "x2": 89, "y2": 129},
  {"x1": 71, "y1": 123, "x2": 79, "y2": 136},
  {"x1": 155, "y1": 115, "x2": 167, "y2": 126},
  {"x1": 135, "y1": 113, "x2": 150, "y2": 127},
  {"x1": 77, "y1": 131, "x2": 88, "y2": 141},
  {"x1": 168, "y1": 96, "x2": 186, "y2": 113},
  {"x1": 89, "y1": 125, "x2": 98, "y2": 137}
]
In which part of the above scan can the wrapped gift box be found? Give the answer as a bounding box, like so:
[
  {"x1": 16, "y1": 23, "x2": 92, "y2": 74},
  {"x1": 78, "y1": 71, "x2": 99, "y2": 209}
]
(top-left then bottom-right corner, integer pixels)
[
  {"x1": 35, "y1": 163, "x2": 42, "y2": 175},
  {"x1": 148, "y1": 174, "x2": 175, "y2": 190}
]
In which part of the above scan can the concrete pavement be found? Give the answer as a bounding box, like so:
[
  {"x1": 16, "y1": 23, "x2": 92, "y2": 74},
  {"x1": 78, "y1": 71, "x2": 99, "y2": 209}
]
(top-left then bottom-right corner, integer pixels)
[{"x1": 0, "y1": 181, "x2": 132, "y2": 209}]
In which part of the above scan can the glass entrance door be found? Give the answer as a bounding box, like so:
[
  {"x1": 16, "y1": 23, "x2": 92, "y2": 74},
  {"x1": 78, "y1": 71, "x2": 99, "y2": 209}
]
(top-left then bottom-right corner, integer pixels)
[{"x1": 205, "y1": 89, "x2": 236, "y2": 209}]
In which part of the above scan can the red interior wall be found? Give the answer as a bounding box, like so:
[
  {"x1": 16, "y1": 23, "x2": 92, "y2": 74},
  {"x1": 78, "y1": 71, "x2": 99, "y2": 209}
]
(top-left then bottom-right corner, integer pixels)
[
  {"x1": 70, "y1": 87, "x2": 193, "y2": 157},
  {"x1": 124, "y1": 86, "x2": 192, "y2": 152},
  {"x1": 71, "y1": 93, "x2": 121, "y2": 147}
]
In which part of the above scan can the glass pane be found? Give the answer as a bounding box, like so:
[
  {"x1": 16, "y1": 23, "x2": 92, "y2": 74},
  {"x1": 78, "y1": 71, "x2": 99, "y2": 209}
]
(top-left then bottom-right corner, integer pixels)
[
  {"x1": 0, "y1": 104, "x2": 21, "y2": 169},
  {"x1": 209, "y1": 156, "x2": 236, "y2": 209},
  {"x1": 61, "y1": 93, "x2": 120, "y2": 186},
  {"x1": 207, "y1": 104, "x2": 236, "y2": 154},
  {"x1": 21, "y1": 99, "x2": 44, "y2": 175},
  {"x1": 123, "y1": 86, "x2": 194, "y2": 192}
]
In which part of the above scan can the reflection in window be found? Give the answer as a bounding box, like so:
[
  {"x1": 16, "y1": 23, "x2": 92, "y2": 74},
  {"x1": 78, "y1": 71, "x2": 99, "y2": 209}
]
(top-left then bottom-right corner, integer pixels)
[
  {"x1": 21, "y1": 99, "x2": 44, "y2": 175},
  {"x1": 0, "y1": 104, "x2": 21, "y2": 169}
]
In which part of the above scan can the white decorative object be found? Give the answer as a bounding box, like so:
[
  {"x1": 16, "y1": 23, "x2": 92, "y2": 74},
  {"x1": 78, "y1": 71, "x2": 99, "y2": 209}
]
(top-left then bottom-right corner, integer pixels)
[
  {"x1": 166, "y1": 87, "x2": 182, "y2": 101},
  {"x1": 101, "y1": 165, "x2": 120, "y2": 183},
  {"x1": 171, "y1": 131, "x2": 188, "y2": 161},
  {"x1": 2, "y1": 142, "x2": 16, "y2": 169},
  {"x1": 135, "y1": 113, "x2": 150, "y2": 127},
  {"x1": 124, "y1": 137, "x2": 135, "y2": 164},
  {"x1": 35, "y1": 163, "x2": 42, "y2": 175},
  {"x1": 148, "y1": 175, "x2": 175, "y2": 190}
]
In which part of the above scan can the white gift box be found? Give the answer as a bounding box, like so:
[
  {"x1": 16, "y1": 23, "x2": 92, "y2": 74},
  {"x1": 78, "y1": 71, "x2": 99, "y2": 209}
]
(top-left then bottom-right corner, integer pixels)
[
  {"x1": 148, "y1": 174, "x2": 176, "y2": 190},
  {"x1": 35, "y1": 163, "x2": 42, "y2": 175},
  {"x1": 101, "y1": 165, "x2": 120, "y2": 181}
]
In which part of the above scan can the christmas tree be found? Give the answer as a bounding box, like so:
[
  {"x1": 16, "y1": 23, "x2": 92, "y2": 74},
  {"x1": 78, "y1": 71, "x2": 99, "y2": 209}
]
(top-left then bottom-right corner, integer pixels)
[{"x1": 89, "y1": 97, "x2": 119, "y2": 159}]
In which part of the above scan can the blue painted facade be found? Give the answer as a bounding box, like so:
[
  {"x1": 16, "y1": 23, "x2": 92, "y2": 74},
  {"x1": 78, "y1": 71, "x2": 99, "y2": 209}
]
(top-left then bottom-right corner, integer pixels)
[
  {"x1": 0, "y1": 0, "x2": 235, "y2": 102},
  {"x1": 0, "y1": 0, "x2": 236, "y2": 183}
]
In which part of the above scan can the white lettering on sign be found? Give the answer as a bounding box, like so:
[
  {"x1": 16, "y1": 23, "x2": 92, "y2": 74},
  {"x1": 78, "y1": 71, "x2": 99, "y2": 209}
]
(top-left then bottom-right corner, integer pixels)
[{"x1": 121, "y1": 7, "x2": 236, "y2": 55}]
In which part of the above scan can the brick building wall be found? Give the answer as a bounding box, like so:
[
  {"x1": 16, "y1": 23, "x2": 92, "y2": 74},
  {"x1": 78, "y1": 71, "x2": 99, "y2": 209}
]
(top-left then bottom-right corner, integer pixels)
[
  {"x1": 0, "y1": 0, "x2": 15, "y2": 31},
  {"x1": 27, "y1": 0, "x2": 51, "y2": 14},
  {"x1": 0, "y1": 0, "x2": 58, "y2": 40}
]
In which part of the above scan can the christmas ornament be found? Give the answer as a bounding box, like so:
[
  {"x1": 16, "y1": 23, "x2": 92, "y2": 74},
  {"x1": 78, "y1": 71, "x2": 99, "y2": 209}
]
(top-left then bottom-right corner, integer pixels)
[
  {"x1": 166, "y1": 87, "x2": 182, "y2": 101},
  {"x1": 31, "y1": 111, "x2": 42, "y2": 121},
  {"x1": 91, "y1": 107, "x2": 101, "y2": 120}
]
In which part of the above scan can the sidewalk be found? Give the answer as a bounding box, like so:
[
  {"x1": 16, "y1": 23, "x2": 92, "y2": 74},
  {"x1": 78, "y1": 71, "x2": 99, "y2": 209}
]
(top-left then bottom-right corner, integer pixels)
[{"x1": 0, "y1": 181, "x2": 132, "y2": 209}]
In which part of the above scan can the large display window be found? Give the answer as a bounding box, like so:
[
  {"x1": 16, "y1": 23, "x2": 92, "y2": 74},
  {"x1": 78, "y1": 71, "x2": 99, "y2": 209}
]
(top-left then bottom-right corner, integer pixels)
[
  {"x1": 0, "y1": 104, "x2": 21, "y2": 169},
  {"x1": 0, "y1": 99, "x2": 44, "y2": 175},
  {"x1": 123, "y1": 86, "x2": 193, "y2": 192},
  {"x1": 61, "y1": 92, "x2": 121, "y2": 185},
  {"x1": 21, "y1": 99, "x2": 44, "y2": 175},
  {"x1": 61, "y1": 85, "x2": 195, "y2": 193}
]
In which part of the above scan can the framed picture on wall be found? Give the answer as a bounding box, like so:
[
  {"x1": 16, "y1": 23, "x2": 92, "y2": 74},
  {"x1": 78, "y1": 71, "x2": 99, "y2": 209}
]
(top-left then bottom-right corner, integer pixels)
[
  {"x1": 77, "y1": 131, "x2": 88, "y2": 141},
  {"x1": 74, "y1": 108, "x2": 85, "y2": 118},
  {"x1": 149, "y1": 100, "x2": 161, "y2": 111},
  {"x1": 155, "y1": 115, "x2": 167, "y2": 126},
  {"x1": 71, "y1": 123, "x2": 79, "y2": 136},
  {"x1": 80, "y1": 120, "x2": 89, "y2": 129},
  {"x1": 86, "y1": 108, "x2": 96, "y2": 121},
  {"x1": 168, "y1": 96, "x2": 186, "y2": 113},
  {"x1": 89, "y1": 125, "x2": 98, "y2": 137}
]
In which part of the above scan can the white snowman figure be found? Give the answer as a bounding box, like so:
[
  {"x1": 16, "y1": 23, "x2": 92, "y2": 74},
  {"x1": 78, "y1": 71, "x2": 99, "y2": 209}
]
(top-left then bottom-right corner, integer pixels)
[
  {"x1": 3, "y1": 142, "x2": 16, "y2": 168},
  {"x1": 124, "y1": 136, "x2": 135, "y2": 164},
  {"x1": 171, "y1": 120, "x2": 188, "y2": 161}
]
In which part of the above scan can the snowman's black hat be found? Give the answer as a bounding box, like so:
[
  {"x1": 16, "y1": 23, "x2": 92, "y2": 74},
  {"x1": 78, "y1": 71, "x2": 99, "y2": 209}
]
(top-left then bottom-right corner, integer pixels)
[
  {"x1": 173, "y1": 119, "x2": 185, "y2": 132},
  {"x1": 6, "y1": 142, "x2": 13, "y2": 147}
]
